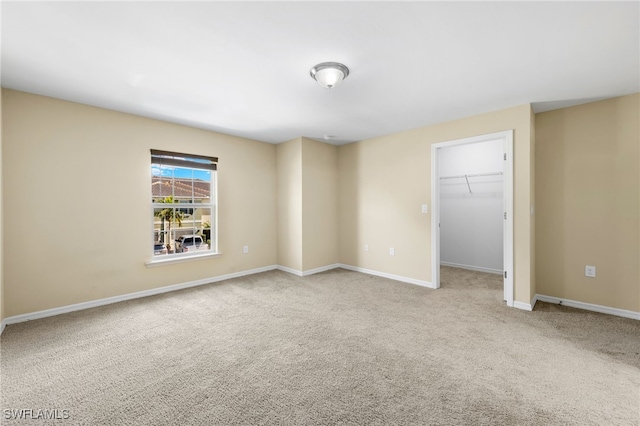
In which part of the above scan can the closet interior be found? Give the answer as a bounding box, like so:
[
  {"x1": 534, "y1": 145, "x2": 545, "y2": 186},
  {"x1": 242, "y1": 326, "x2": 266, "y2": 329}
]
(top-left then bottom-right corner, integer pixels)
[{"x1": 438, "y1": 140, "x2": 504, "y2": 275}]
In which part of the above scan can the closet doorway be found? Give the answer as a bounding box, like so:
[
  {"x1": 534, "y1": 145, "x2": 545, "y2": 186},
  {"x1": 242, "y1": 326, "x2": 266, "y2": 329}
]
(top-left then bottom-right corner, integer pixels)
[{"x1": 430, "y1": 130, "x2": 514, "y2": 307}]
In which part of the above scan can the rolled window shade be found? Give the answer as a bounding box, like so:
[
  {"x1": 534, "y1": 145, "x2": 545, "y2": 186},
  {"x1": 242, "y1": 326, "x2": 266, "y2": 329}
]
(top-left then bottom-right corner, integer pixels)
[{"x1": 151, "y1": 149, "x2": 217, "y2": 171}]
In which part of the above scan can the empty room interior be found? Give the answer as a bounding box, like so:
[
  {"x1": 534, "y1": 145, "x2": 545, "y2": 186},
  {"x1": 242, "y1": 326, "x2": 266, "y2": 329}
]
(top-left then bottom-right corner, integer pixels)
[{"x1": 1, "y1": 2, "x2": 639, "y2": 425}]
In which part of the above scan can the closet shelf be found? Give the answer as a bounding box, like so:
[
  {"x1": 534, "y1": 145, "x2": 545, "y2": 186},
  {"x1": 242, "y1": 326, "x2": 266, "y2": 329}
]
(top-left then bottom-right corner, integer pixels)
[
  {"x1": 439, "y1": 171, "x2": 503, "y2": 180},
  {"x1": 439, "y1": 171, "x2": 503, "y2": 194}
]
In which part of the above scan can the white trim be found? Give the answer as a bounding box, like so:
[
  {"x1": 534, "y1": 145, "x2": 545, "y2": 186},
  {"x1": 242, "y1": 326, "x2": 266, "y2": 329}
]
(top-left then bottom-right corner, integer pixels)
[
  {"x1": 339, "y1": 264, "x2": 435, "y2": 289},
  {"x1": 440, "y1": 262, "x2": 502, "y2": 275},
  {"x1": 145, "y1": 251, "x2": 223, "y2": 267},
  {"x1": 3, "y1": 263, "x2": 341, "y2": 332},
  {"x1": 535, "y1": 294, "x2": 640, "y2": 320},
  {"x1": 513, "y1": 299, "x2": 536, "y2": 311},
  {"x1": 431, "y1": 141, "x2": 440, "y2": 289},
  {"x1": 302, "y1": 264, "x2": 341, "y2": 276},
  {"x1": 150, "y1": 156, "x2": 218, "y2": 259},
  {"x1": 502, "y1": 131, "x2": 514, "y2": 306},
  {"x1": 276, "y1": 265, "x2": 303, "y2": 276},
  {"x1": 431, "y1": 130, "x2": 514, "y2": 307},
  {"x1": 1, "y1": 265, "x2": 278, "y2": 328},
  {"x1": 276, "y1": 264, "x2": 341, "y2": 277}
]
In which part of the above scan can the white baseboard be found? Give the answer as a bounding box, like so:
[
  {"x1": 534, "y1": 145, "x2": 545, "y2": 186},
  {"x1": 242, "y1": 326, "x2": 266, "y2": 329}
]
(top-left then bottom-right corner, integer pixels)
[
  {"x1": 1, "y1": 265, "x2": 279, "y2": 331},
  {"x1": 513, "y1": 298, "x2": 536, "y2": 312},
  {"x1": 276, "y1": 265, "x2": 303, "y2": 276},
  {"x1": 302, "y1": 264, "x2": 341, "y2": 276},
  {"x1": 272, "y1": 263, "x2": 434, "y2": 289},
  {"x1": 18, "y1": 266, "x2": 634, "y2": 336},
  {"x1": 535, "y1": 294, "x2": 640, "y2": 320},
  {"x1": 338, "y1": 264, "x2": 435, "y2": 289},
  {"x1": 440, "y1": 261, "x2": 502, "y2": 275},
  {"x1": 0, "y1": 263, "x2": 383, "y2": 334},
  {"x1": 276, "y1": 264, "x2": 341, "y2": 277}
]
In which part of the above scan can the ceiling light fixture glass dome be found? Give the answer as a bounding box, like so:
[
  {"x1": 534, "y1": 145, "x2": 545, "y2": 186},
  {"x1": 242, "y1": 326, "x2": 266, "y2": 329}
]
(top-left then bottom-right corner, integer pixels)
[{"x1": 310, "y1": 62, "x2": 349, "y2": 89}]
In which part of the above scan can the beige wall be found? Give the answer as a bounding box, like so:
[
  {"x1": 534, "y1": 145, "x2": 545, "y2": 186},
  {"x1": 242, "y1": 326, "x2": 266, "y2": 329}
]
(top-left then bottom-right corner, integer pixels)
[
  {"x1": 338, "y1": 104, "x2": 535, "y2": 304},
  {"x1": 4, "y1": 86, "x2": 635, "y2": 319},
  {"x1": 535, "y1": 94, "x2": 639, "y2": 312},
  {"x1": 2, "y1": 90, "x2": 277, "y2": 317},
  {"x1": 301, "y1": 138, "x2": 338, "y2": 271},
  {"x1": 277, "y1": 137, "x2": 338, "y2": 272},
  {"x1": 276, "y1": 138, "x2": 303, "y2": 271}
]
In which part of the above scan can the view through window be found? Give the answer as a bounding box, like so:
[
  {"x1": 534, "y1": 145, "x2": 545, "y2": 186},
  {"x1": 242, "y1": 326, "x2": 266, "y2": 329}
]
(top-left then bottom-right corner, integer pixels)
[{"x1": 151, "y1": 150, "x2": 217, "y2": 257}]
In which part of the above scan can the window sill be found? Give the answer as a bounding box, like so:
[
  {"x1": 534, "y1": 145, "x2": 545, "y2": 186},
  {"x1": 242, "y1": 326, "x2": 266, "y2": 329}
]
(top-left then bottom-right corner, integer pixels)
[{"x1": 145, "y1": 252, "x2": 222, "y2": 268}]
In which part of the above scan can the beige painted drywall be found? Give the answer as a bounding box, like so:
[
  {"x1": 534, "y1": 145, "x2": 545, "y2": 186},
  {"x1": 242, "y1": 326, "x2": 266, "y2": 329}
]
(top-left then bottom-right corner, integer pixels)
[
  {"x1": 4, "y1": 86, "x2": 635, "y2": 319},
  {"x1": 2, "y1": 89, "x2": 277, "y2": 317},
  {"x1": 276, "y1": 137, "x2": 338, "y2": 273},
  {"x1": 301, "y1": 137, "x2": 338, "y2": 271},
  {"x1": 535, "y1": 94, "x2": 639, "y2": 312},
  {"x1": 276, "y1": 138, "x2": 303, "y2": 271},
  {"x1": 338, "y1": 104, "x2": 535, "y2": 305}
]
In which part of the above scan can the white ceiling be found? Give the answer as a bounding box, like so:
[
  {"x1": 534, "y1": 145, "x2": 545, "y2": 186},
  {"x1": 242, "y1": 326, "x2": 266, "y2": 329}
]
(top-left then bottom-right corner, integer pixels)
[{"x1": 2, "y1": 1, "x2": 638, "y2": 145}]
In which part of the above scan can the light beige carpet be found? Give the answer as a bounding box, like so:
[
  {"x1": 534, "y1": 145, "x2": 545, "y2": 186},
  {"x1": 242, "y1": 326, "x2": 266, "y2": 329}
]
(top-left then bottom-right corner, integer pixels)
[{"x1": 1, "y1": 267, "x2": 638, "y2": 425}]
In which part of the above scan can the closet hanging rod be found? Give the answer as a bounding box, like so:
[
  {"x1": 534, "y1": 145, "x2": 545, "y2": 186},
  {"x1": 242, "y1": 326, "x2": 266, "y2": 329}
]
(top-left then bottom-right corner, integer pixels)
[{"x1": 439, "y1": 171, "x2": 503, "y2": 180}]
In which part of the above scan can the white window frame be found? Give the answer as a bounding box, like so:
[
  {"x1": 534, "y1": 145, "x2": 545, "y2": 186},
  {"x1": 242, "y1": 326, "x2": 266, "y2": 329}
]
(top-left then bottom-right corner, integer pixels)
[{"x1": 146, "y1": 150, "x2": 219, "y2": 267}]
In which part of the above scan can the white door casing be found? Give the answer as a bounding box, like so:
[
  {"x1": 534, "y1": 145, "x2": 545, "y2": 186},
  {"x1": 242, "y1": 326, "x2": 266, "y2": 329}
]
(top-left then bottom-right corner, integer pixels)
[{"x1": 431, "y1": 130, "x2": 514, "y2": 307}]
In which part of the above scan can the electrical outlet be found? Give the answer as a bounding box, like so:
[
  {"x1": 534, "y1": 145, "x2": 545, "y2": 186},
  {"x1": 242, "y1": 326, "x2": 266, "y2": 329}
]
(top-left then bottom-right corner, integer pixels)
[
  {"x1": 422, "y1": 204, "x2": 428, "y2": 214},
  {"x1": 243, "y1": 245, "x2": 249, "y2": 254},
  {"x1": 585, "y1": 265, "x2": 596, "y2": 278},
  {"x1": 364, "y1": 244, "x2": 369, "y2": 252},
  {"x1": 389, "y1": 247, "x2": 395, "y2": 256}
]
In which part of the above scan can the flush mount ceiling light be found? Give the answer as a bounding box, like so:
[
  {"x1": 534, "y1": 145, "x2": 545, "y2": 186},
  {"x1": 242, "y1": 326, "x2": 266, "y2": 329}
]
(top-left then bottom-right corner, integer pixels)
[{"x1": 310, "y1": 62, "x2": 349, "y2": 89}]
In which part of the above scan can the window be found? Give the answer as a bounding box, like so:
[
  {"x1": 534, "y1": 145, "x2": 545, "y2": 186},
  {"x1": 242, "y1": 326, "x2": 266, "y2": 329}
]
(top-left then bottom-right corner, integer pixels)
[{"x1": 151, "y1": 149, "x2": 217, "y2": 258}]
